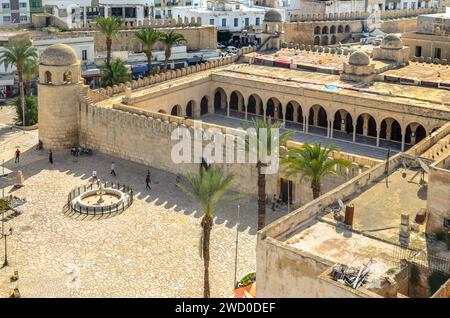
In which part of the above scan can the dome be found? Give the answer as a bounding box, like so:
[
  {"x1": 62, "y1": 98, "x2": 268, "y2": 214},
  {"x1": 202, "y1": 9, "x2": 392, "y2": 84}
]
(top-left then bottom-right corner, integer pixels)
[
  {"x1": 380, "y1": 34, "x2": 403, "y2": 50},
  {"x1": 40, "y1": 44, "x2": 78, "y2": 66},
  {"x1": 264, "y1": 9, "x2": 282, "y2": 22},
  {"x1": 348, "y1": 50, "x2": 370, "y2": 66}
]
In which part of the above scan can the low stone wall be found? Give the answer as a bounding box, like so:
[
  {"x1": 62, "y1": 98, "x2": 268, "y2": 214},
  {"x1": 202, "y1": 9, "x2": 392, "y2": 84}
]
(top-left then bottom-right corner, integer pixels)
[
  {"x1": 260, "y1": 121, "x2": 450, "y2": 240},
  {"x1": 78, "y1": 101, "x2": 269, "y2": 196},
  {"x1": 32, "y1": 13, "x2": 70, "y2": 30},
  {"x1": 380, "y1": 17, "x2": 417, "y2": 34},
  {"x1": 88, "y1": 46, "x2": 256, "y2": 102}
]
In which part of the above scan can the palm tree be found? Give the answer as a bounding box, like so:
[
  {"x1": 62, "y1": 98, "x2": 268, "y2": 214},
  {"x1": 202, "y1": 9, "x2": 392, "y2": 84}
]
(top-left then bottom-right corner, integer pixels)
[
  {"x1": 241, "y1": 117, "x2": 293, "y2": 230},
  {"x1": 0, "y1": 198, "x2": 11, "y2": 211},
  {"x1": 135, "y1": 28, "x2": 161, "y2": 75},
  {"x1": 178, "y1": 167, "x2": 238, "y2": 298},
  {"x1": 0, "y1": 43, "x2": 38, "y2": 127},
  {"x1": 101, "y1": 59, "x2": 130, "y2": 87},
  {"x1": 159, "y1": 31, "x2": 186, "y2": 72},
  {"x1": 23, "y1": 59, "x2": 38, "y2": 96},
  {"x1": 95, "y1": 16, "x2": 123, "y2": 67},
  {"x1": 281, "y1": 143, "x2": 351, "y2": 199}
]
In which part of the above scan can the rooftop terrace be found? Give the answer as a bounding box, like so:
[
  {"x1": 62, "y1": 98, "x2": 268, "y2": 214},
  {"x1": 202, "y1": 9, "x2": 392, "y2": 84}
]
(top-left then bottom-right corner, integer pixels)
[{"x1": 217, "y1": 65, "x2": 450, "y2": 108}]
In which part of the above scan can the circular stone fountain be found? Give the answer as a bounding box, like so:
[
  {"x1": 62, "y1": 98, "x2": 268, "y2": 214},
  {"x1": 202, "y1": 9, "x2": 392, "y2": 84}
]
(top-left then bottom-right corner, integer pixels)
[{"x1": 68, "y1": 181, "x2": 133, "y2": 215}]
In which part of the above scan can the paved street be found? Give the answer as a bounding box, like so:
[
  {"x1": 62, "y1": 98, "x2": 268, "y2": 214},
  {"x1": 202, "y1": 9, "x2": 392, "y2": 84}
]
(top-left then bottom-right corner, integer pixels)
[
  {"x1": 0, "y1": 105, "x2": 288, "y2": 297},
  {"x1": 201, "y1": 111, "x2": 402, "y2": 160}
]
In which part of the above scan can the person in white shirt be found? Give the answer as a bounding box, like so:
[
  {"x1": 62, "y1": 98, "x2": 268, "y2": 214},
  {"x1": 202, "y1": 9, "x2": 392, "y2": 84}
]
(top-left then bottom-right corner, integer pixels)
[{"x1": 92, "y1": 170, "x2": 97, "y2": 181}]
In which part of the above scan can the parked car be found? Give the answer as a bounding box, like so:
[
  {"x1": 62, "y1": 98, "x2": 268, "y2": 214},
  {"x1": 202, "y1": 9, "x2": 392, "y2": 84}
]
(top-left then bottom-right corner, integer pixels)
[
  {"x1": 226, "y1": 46, "x2": 238, "y2": 54},
  {"x1": 217, "y1": 43, "x2": 226, "y2": 49}
]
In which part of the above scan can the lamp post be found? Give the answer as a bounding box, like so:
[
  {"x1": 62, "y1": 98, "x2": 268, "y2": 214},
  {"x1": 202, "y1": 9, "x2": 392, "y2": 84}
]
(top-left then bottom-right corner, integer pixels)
[
  {"x1": 1, "y1": 226, "x2": 12, "y2": 268},
  {"x1": 233, "y1": 204, "x2": 240, "y2": 289}
]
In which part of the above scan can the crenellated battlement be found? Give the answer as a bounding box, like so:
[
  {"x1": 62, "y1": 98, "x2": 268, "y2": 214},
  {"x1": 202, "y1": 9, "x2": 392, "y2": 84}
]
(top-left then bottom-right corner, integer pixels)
[
  {"x1": 288, "y1": 7, "x2": 441, "y2": 23},
  {"x1": 86, "y1": 46, "x2": 256, "y2": 102},
  {"x1": 71, "y1": 17, "x2": 203, "y2": 31}
]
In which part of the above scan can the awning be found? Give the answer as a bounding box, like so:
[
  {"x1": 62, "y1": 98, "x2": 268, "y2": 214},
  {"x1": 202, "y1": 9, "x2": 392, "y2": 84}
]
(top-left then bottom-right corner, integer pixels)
[
  {"x1": 0, "y1": 76, "x2": 14, "y2": 86},
  {"x1": 82, "y1": 68, "x2": 100, "y2": 77}
]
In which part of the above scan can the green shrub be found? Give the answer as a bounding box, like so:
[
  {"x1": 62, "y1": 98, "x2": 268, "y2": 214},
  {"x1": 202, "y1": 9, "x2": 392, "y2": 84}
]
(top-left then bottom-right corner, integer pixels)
[
  {"x1": 15, "y1": 95, "x2": 38, "y2": 126},
  {"x1": 239, "y1": 272, "x2": 256, "y2": 287},
  {"x1": 151, "y1": 66, "x2": 159, "y2": 76},
  {"x1": 101, "y1": 59, "x2": 130, "y2": 88}
]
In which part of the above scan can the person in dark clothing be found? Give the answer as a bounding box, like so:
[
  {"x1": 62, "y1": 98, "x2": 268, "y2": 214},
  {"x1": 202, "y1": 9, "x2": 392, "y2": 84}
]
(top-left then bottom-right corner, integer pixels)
[
  {"x1": 271, "y1": 194, "x2": 276, "y2": 211},
  {"x1": 110, "y1": 162, "x2": 116, "y2": 177},
  {"x1": 49, "y1": 149, "x2": 53, "y2": 164},
  {"x1": 15, "y1": 148, "x2": 20, "y2": 163},
  {"x1": 145, "y1": 171, "x2": 151, "y2": 190}
]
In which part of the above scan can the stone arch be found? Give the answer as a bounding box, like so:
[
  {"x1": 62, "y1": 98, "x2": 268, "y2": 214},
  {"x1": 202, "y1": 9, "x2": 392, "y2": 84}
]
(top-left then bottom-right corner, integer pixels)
[
  {"x1": 214, "y1": 87, "x2": 227, "y2": 111},
  {"x1": 338, "y1": 25, "x2": 344, "y2": 33},
  {"x1": 321, "y1": 35, "x2": 329, "y2": 45},
  {"x1": 330, "y1": 35, "x2": 336, "y2": 45},
  {"x1": 330, "y1": 25, "x2": 336, "y2": 34},
  {"x1": 200, "y1": 96, "x2": 209, "y2": 115},
  {"x1": 266, "y1": 97, "x2": 282, "y2": 119},
  {"x1": 286, "y1": 101, "x2": 301, "y2": 122},
  {"x1": 247, "y1": 94, "x2": 262, "y2": 115},
  {"x1": 314, "y1": 36, "x2": 320, "y2": 45},
  {"x1": 296, "y1": 103, "x2": 303, "y2": 123},
  {"x1": 45, "y1": 71, "x2": 52, "y2": 84},
  {"x1": 355, "y1": 113, "x2": 377, "y2": 137},
  {"x1": 333, "y1": 109, "x2": 353, "y2": 133},
  {"x1": 309, "y1": 104, "x2": 328, "y2": 128},
  {"x1": 63, "y1": 71, "x2": 72, "y2": 84},
  {"x1": 345, "y1": 25, "x2": 351, "y2": 33},
  {"x1": 405, "y1": 122, "x2": 427, "y2": 145},
  {"x1": 314, "y1": 26, "x2": 321, "y2": 34},
  {"x1": 171, "y1": 104, "x2": 182, "y2": 116},
  {"x1": 380, "y1": 117, "x2": 402, "y2": 142},
  {"x1": 285, "y1": 102, "x2": 294, "y2": 121},
  {"x1": 322, "y1": 26, "x2": 329, "y2": 34},
  {"x1": 186, "y1": 100, "x2": 196, "y2": 118},
  {"x1": 230, "y1": 90, "x2": 244, "y2": 112}
]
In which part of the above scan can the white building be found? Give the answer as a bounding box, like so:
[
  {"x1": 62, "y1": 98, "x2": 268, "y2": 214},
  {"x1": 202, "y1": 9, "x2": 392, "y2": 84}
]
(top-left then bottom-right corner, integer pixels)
[
  {"x1": 0, "y1": 0, "x2": 31, "y2": 26},
  {"x1": 171, "y1": 0, "x2": 267, "y2": 33},
  {"x1": 42, "y1": 0, "x2": 201, "y2": 27},
  {"x1": 32, "y1": 35, "x2": 95, "y2": 65}
]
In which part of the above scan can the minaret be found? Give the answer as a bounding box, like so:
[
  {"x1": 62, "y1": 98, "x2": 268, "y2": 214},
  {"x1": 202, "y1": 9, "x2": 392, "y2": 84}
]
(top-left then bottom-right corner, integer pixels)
[{"x1": 38, "y1": 44, "x2": 82, "y2": 149}]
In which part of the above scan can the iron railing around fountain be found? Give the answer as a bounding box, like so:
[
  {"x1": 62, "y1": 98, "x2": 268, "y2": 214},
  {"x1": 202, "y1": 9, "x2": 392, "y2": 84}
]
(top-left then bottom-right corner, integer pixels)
[{"x1": 67, "y1": 181, "x2": 134, "y2": 215}]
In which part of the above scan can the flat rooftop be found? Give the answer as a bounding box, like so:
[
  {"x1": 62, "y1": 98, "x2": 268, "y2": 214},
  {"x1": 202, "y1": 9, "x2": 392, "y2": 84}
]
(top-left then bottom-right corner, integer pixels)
[
  {"x1": 216, "y1": 65, "x2": 450, "y2": 108},
  {"x1": 286, "y1": 221, "x2": 396, "y2": 278},
  {"x1": 322, "y1": 168, "x2": 428, "y2": 249},
  {"x1": 252, "y1": 48, "x2": 394, "y2": 73},
  {"x1": 383, "y1": 62, "x2": 450, "y2": 85}
]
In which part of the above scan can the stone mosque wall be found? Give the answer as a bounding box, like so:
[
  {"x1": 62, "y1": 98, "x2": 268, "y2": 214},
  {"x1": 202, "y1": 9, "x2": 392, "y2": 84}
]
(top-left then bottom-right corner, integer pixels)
[{"x1": 77, "y1": 102, "x2": 373, "y2": 206}]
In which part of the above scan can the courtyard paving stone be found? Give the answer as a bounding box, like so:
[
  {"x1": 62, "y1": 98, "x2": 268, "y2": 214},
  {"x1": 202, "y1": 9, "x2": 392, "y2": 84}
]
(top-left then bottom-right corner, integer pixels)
[{"x1": 0, "y1": 106, "x2": 288, "y2": 297}]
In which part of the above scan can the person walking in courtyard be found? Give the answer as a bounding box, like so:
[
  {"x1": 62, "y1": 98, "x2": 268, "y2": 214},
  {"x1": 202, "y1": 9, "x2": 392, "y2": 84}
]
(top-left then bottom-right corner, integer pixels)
[
  {"x1": 49, "y1": 149, "x2": 53, "y2": 164},
  {"x1": 271, "y1": 194, "x2": 276, "y2": 211},
  {"x1": 15, "y1": 148, "x2": 20, "y2": 163},
  {"x1": 92, "y1": 170, "x2": 97, "y2": 182},
  {"x1": 145, "y1": 171, "x2": 151, "y2": 190},
  {"x1": 110, "y1": 162, "x2": 116, "y2": 177}
]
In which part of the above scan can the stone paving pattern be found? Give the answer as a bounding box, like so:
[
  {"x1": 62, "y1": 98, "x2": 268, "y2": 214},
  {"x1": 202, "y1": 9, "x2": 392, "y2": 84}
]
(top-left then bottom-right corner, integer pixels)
[{"x1": 0, "y1": 106, "x2": 287, "y2": 297}]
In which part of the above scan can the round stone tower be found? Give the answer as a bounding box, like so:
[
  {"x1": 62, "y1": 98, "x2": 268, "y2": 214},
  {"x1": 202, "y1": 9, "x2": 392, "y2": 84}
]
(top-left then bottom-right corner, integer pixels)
[{"x1": 38, "y1": 44, "x2": 81, "y2": 149}]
